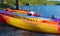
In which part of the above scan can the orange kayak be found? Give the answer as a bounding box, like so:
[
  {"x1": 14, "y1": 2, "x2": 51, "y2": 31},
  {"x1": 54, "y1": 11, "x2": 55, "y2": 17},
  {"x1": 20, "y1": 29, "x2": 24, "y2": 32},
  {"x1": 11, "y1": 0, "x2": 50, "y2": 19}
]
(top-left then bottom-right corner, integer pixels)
[
  {"x1": 3, "y1": 8, "x2": 40, "y2": 17},
  {"x1": 4, "y1": 8, "x2": 29, "y2": 14}
]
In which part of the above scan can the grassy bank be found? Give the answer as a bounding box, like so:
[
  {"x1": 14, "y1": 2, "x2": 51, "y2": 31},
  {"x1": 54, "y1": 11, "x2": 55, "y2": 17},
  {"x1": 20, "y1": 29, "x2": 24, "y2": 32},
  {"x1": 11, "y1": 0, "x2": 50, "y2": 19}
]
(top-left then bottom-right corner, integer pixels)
[
  {"x1": 1, "y1": 0, "x2": 60, "y2": 5},
  {"x1": 0, "y1": 0, "x2": 60, "y2": 9}
]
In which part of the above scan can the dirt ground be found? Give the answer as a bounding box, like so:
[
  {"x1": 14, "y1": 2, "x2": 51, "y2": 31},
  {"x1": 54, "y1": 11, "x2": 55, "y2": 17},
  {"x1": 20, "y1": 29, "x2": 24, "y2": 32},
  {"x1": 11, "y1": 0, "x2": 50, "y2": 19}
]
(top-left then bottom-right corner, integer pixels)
[{"x1": 0, "y1": 22, "x2": 60, "y2": 36}]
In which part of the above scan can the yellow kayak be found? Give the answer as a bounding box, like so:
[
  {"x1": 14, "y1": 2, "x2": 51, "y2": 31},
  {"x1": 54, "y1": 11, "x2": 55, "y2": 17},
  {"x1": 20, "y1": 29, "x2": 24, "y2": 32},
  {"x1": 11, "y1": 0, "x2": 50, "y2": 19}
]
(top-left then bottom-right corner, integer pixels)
[{"x1": 0, "y1": 14, "x2": 60, "y2": 34}]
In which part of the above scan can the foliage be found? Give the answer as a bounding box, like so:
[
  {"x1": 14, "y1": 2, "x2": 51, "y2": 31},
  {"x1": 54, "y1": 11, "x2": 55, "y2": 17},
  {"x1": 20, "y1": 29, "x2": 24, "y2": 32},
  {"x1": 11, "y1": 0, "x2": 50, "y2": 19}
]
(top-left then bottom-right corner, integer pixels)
[{"x1": 0, "y1": 0, "x2": 60, "y2": 6}]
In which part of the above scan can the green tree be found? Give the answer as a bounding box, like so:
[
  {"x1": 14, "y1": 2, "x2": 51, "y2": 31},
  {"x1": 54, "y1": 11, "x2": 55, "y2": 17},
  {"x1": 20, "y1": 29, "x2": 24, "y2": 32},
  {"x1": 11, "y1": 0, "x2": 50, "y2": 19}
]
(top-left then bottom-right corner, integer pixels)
[
  {"x1": 16, "y1": 0, "x2": 19, "y2": 10},
  {"x1": 1, "y1": 0, "x2": 4, "y2": 5}
]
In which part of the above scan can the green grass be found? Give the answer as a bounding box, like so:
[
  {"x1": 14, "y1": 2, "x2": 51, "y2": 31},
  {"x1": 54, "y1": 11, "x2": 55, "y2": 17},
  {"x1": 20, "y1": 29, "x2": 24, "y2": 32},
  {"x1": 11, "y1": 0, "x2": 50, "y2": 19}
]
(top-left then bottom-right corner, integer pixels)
[
  {"x1": 0, "y1": 4, "x2": 16, "y2": 10},
  {"x1": 1, "y1": 0, "x2": 60, "y2": 5},
  {"x1": 0, "y1": 0, "x2": 60, "y2": 9}
]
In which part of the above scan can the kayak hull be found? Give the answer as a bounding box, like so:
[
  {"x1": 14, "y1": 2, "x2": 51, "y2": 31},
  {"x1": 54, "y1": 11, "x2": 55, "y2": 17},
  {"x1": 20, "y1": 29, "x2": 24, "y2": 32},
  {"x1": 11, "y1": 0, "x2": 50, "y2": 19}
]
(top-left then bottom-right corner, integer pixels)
[{"x1": 0, "y1": 14, "x2": 60, "y2": 34}]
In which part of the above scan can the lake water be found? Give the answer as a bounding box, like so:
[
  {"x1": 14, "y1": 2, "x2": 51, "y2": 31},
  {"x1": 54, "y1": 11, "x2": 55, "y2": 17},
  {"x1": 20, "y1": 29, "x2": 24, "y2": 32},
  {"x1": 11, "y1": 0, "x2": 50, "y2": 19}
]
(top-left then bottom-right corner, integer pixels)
[{"x1": 19, "y1": 5, "x2": 60, "y2": 18}]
